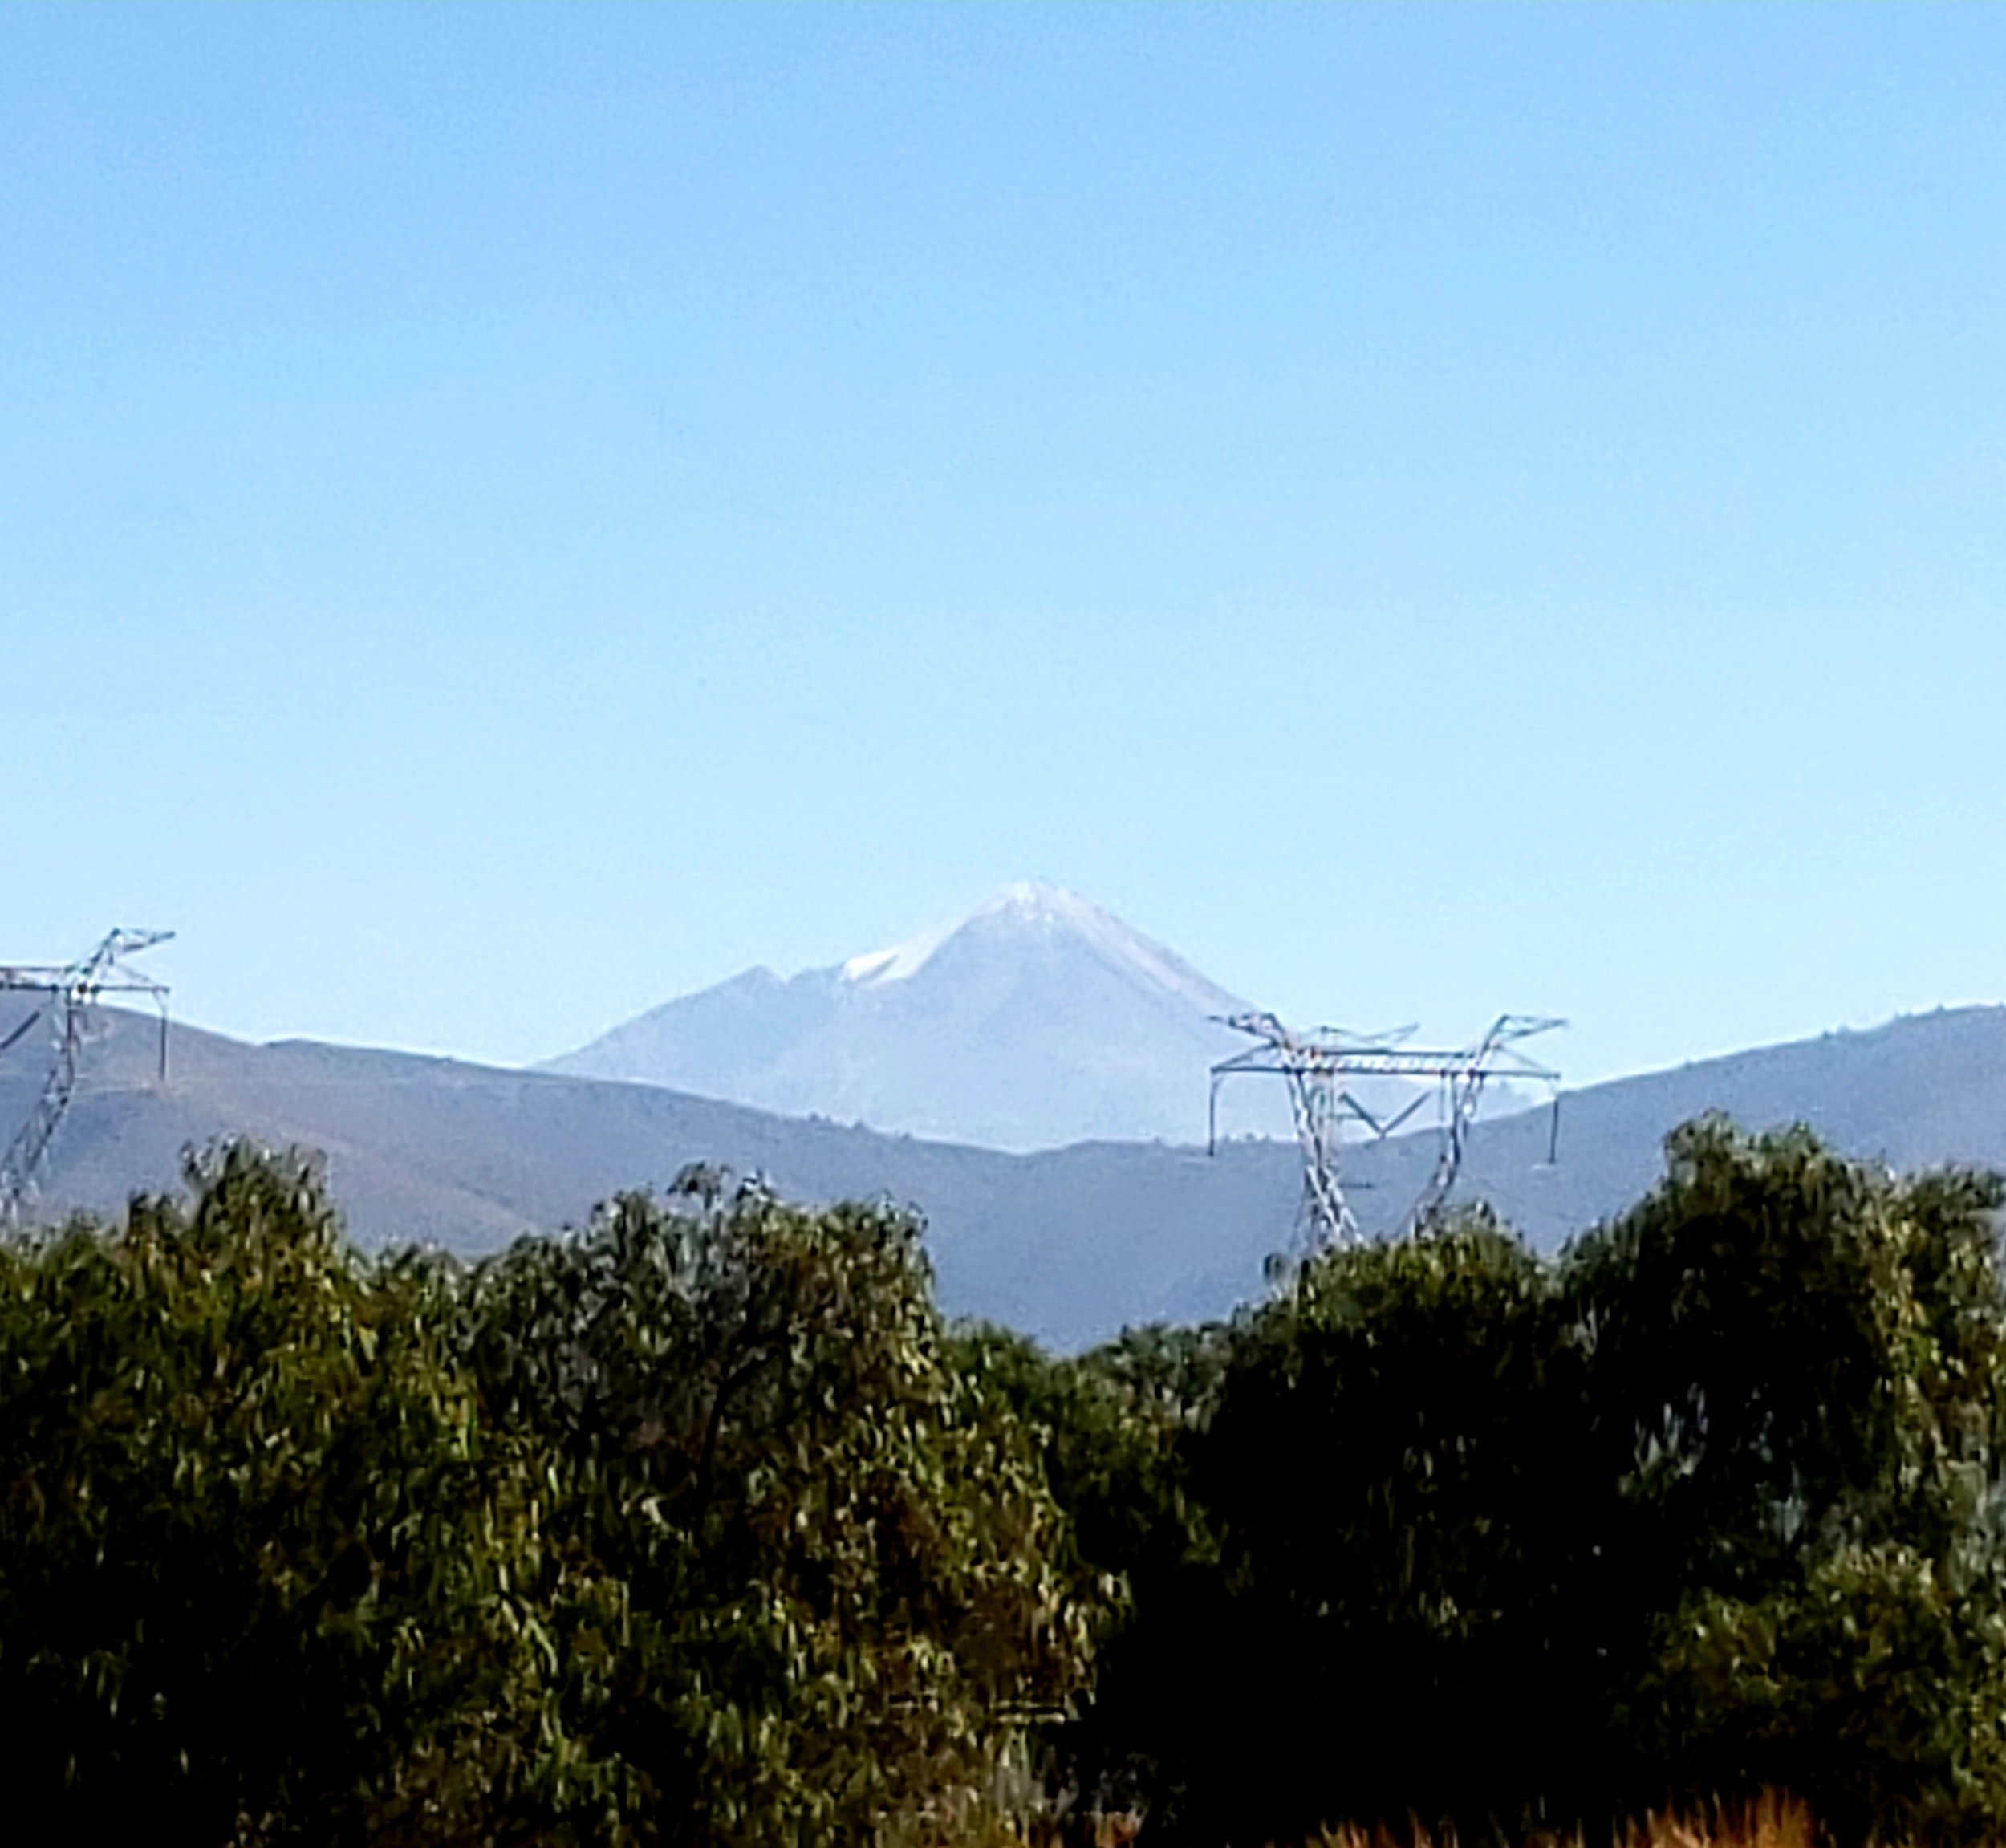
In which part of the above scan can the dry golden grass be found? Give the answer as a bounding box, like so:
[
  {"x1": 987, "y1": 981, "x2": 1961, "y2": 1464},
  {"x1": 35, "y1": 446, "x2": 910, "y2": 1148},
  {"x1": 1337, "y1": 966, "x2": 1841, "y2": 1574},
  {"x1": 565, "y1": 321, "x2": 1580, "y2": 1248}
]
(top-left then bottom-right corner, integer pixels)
[
  {"x1": 1017, "y1": 1787, "x2": 1819, "y2": 1848},
  {"x1": 1623, "y1": 1790, "x2": 1818, "y2": 1848},
  {"x1": 1317, "y1": 1790, "x2": 1817, "y2": 1848}
]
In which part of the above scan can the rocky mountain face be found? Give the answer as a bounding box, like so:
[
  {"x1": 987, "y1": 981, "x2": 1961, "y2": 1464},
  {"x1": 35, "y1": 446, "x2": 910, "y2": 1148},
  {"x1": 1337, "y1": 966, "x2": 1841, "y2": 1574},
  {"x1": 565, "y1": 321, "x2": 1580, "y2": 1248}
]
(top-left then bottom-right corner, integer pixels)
[{"x1": 542, "y1": 883, "x2": 1301, "y2": 1148}]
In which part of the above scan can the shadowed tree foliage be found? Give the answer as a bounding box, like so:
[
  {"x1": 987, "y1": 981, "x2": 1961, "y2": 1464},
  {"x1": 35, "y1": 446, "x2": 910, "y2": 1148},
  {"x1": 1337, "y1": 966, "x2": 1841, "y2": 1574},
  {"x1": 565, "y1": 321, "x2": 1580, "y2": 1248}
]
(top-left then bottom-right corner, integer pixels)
[
  {"x1": 450, "y1": 1167, "x2": 1094, "y2": 1846},
  {"x1": 948, "y1": 1320, "x2": 1224, "y2": 1826},
  {"x1": 0, "y1": 1151, "x2": 1088, "y2": 1847},
  {"x1": 1569, "y1": 1119, "x2": 2006, "y2": 1842},
  {"x1": 1157, "y1": 1217, "x2": 1593, "y2": 1844},
  {"x1": 6, "y1": 1122, "x2": 2006, "y2": 1845},
  {"x1": 1038, "y1": 1120, "x2": 2006, "y2": 1846},
  {"x1": 0, "y1": 1143, "x2": 572, "y2": 1848}
]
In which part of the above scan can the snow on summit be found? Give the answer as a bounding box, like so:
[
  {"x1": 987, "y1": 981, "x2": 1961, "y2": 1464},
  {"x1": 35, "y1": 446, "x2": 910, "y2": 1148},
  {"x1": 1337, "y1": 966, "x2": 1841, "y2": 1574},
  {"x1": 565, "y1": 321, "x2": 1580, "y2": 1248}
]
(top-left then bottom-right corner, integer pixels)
[
  {"x1": 840, "y1": 883, "x2": 1238, "y2": 1013},
  {"x1": 542, "y1": 883, "x2": 1279, "y2": 1150}
]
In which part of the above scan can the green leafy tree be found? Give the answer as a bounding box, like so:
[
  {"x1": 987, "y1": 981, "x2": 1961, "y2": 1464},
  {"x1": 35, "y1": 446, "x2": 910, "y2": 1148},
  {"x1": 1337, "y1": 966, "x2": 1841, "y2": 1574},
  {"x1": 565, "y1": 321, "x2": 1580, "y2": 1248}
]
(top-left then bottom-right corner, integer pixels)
[
  {"x1": 1162, "y1": 1217, "x2": 1590, "y2": 1843},
  {"x1": 0, "y1": 1143, "x2": 573, "y2": 1847},
  {"x1": 14, "y1": 1118, "x2": 2006, "y2": 1846},
  {"x1": 949, "y1": 1322, "x2": 1224, "y2": 1828},
  {"x1": 1105, "y1": 1121, "x2": 2006, "y2": 1844},
  {"x1": 1570, "y1": 1119, "x2": 2006, "y2": 1834},
  {"x1": 458, "y1": 1172, "x2": 1093, "y2": 1846}
]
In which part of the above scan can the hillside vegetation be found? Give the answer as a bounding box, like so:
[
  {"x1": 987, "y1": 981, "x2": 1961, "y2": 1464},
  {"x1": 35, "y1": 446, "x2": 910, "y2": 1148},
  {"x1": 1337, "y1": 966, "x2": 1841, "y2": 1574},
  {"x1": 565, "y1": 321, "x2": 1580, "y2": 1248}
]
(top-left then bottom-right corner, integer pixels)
[{"x1": 4, "y1": 1119, "x2": 2006, "y2": 1844}]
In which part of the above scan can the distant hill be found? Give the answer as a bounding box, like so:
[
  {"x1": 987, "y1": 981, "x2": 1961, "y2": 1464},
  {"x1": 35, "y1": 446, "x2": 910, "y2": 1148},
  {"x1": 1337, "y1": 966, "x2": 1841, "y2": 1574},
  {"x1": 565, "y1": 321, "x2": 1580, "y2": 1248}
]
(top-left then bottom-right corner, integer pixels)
[
  {"x1": 542, "y1": 882, "x2": 1315, "y2": 1148},
  {"x1": 0, "y1": 998, "x2": 1301, "y2": 1346},
  {"x1": 6, "y1": 996, "x2": 2006, "y2": 1350}
]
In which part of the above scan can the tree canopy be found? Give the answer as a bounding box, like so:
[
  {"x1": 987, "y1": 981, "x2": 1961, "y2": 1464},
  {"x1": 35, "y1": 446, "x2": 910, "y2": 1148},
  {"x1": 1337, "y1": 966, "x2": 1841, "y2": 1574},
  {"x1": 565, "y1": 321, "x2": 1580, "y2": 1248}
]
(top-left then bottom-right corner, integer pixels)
[{"x1": 5, "y1": 1119, "x2": 2006, "y2": 1844}]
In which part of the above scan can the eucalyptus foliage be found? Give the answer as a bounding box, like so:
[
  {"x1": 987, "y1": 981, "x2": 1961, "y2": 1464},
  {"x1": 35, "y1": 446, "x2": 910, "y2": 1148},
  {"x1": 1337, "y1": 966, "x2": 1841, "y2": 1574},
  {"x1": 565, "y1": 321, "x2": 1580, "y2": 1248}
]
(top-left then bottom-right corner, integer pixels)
[
  {"x1": 1052, "y1": 1118, "x2": 2006, "y2": 1846},
  {"x1": 6, "y1": 1119, "x2": 2006, "y2": 1846},
  {"x1": 0, "y1": 1143, "x2": 557, "y2": 1846},
  {"x1": 0, "y1": 1150, "x2": 1088, "y2": 1846},
  {"x1": 459, "y1": 1172, "x2": 1092, "y2": 1846}
]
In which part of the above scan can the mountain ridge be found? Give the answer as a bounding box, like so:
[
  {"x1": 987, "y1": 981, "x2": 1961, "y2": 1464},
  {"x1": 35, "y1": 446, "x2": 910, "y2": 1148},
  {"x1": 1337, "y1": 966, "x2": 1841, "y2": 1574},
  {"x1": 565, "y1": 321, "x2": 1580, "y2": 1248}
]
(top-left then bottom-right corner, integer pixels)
[{"x1": 9, "y1": 993, "x2": 2006, "y2": 1348}]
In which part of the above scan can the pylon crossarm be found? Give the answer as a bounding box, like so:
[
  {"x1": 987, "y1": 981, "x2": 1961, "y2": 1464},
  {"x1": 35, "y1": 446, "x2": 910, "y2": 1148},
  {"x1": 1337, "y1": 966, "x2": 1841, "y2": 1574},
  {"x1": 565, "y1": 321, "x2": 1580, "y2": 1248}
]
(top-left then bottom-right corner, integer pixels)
[
  {"x1": 0, "y1": 929, "x2": 173, "y2": 1224},
  {"x1": 1208, "y1": 1008, "x2": 1563, "y2": 1250}
]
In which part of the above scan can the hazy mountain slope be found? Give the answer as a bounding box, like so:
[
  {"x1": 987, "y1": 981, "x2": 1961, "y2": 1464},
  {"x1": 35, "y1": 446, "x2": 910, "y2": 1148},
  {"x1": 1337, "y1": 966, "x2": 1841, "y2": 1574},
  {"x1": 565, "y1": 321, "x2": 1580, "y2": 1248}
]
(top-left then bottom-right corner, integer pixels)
[
  {"x1": 0, "y1": 1000, "x2": 1302, "y2": 1346},
  {"x1": 1318, "y1": 1008, "x2": 2006, "y2": 1257},
  {"x1": 6, "y1": 998, "x2": 2006, "y2": 1349},
  {"x1": 1429, "y1": 1006, "x2": 2006, "y2": 1244},
  {"x1": 542, "y1": 882, "x2": 1297, "y2": 1148}
]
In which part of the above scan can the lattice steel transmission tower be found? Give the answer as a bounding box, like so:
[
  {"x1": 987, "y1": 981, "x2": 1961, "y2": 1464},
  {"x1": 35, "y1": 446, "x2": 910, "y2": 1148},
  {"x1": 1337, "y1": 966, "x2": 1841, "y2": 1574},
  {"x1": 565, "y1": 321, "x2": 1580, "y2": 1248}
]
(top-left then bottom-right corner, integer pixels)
[
  {"x1": 0, "y1": 928, "x2": 173, "y2": 1222},
  {"x1": 1209, "y1": 1009, "x2": 1563, "y2": 1247}
]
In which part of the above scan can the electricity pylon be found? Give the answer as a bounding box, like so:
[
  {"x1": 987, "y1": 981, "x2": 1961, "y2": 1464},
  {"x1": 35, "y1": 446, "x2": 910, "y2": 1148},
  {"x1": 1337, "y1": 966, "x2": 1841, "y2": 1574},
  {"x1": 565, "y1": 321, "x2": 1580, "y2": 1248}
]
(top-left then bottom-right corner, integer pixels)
[
  {"x1": 0, "y1": 928, "x2": 173, "y2": 1222},
  {"x1": 1209, "y1": 1009, "x2": 1562, "y2": 1247}
]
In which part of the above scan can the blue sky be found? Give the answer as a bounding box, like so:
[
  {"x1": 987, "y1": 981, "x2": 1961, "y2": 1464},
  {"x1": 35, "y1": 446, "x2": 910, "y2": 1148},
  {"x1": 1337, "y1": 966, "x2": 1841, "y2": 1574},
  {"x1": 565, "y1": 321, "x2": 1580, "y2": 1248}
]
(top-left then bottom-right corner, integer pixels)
[{"x1": 3, "y1": 2, "x2": 2003, "y2": 1086}]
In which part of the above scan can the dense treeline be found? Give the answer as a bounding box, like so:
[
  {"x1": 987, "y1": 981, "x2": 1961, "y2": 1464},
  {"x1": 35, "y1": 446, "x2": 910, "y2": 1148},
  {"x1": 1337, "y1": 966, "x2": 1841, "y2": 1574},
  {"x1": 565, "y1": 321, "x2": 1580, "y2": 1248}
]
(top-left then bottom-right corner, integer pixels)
[{"x1": 4, "y1": 1119, "x2": 2006, "y2": 1844}]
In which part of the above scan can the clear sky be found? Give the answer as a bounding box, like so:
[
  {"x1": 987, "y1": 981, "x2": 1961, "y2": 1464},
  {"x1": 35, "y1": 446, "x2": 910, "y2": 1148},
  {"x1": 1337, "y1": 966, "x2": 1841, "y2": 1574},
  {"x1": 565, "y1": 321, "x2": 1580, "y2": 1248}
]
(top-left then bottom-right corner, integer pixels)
[{"x1": 3, "y1": 2, "x2": 2003, "y2": 1088}]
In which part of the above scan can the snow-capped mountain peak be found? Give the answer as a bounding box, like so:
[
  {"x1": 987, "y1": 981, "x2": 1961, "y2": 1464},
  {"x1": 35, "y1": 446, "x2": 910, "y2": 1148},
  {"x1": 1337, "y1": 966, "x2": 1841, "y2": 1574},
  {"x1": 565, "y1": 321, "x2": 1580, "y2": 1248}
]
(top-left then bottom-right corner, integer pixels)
[
  {"x1": 543, "y1": 882, "x2": 1274, "y2": 1148},
  {"x1": 839, "y1": 882, "x2": 1241, "y2": 1014}
]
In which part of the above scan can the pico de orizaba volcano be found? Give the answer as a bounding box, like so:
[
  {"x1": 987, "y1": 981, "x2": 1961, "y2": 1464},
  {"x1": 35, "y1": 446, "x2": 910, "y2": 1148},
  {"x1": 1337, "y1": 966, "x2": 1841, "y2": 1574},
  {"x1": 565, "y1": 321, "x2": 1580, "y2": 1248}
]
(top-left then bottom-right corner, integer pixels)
[{"x1": 542, "y1": 882, "x2": 1321, "y2": 1149}]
